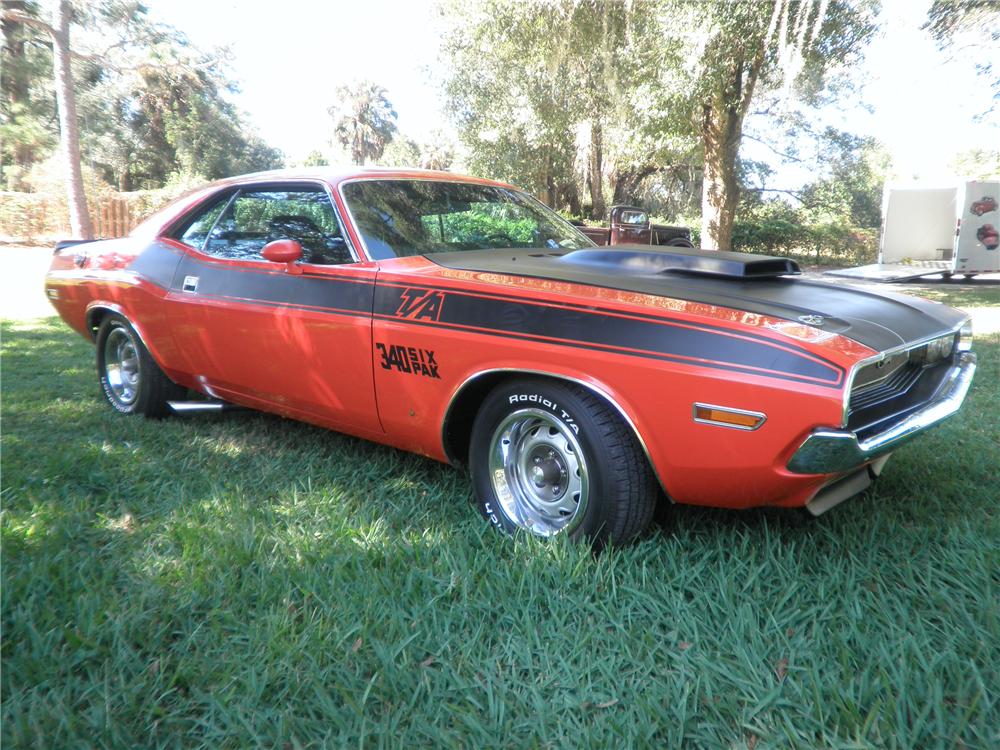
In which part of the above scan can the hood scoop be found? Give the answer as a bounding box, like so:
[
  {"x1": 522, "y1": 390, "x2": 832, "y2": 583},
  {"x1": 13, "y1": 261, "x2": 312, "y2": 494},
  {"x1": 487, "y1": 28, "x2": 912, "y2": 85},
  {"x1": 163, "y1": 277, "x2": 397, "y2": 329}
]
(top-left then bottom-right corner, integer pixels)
[{"x1": 557, "y1": 247, "x2": 800, "y2": 279}]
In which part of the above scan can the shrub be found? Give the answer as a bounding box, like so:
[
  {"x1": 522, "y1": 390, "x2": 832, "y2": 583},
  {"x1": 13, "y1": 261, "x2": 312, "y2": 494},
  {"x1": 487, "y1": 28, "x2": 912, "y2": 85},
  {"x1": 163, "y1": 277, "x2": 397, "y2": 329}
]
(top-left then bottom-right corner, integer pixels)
[{"x1": 732, "y1": 201, "x2": 878, "y2": 266}]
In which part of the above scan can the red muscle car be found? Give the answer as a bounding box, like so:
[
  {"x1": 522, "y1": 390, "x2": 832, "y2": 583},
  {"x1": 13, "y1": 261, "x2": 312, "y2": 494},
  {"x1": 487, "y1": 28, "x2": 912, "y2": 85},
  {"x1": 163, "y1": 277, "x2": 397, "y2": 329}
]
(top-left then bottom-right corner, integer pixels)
[{"x1": 45, "y1": 168, "x2": 977, "y2": 547}]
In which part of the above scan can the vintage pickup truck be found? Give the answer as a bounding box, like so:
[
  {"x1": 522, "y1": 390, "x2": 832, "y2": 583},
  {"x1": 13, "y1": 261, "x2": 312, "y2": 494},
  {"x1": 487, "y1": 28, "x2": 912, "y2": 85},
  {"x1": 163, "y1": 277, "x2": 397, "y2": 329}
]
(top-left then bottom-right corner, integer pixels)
[{"x1": 573, "y1": 205, "x2": 693, "y2": 247}]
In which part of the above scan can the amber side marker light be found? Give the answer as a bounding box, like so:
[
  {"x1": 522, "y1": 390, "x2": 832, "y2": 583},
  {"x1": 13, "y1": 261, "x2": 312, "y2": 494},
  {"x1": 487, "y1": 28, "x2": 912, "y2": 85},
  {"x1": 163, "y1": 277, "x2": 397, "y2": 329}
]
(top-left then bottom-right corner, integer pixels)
[{"x1": 693, "y1": 403, "x2": 767, "y2": 431}]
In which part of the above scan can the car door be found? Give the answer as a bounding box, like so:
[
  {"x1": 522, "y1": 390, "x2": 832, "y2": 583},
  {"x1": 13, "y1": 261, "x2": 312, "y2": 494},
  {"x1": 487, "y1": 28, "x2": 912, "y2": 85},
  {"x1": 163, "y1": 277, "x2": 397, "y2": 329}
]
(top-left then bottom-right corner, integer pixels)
[{"x1": 163, "y1": 181, "x2": 381, "y2": 435}]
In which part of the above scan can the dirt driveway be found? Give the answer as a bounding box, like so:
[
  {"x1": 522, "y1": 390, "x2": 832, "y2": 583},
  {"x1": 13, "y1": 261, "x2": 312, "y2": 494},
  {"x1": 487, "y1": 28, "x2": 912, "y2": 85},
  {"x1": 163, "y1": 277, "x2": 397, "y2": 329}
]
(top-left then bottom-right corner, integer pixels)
[
  {"x1": 3, "y1": 244, "x2": 998, "y2": 332},
  {"x1": 1, "y1": 245, "x2": 60, "y2": 321}
]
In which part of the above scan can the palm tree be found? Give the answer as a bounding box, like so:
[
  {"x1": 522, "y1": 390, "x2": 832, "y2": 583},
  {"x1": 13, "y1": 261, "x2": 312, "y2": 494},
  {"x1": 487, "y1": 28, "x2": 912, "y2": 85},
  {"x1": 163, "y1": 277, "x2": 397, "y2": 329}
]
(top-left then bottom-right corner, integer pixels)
[
  {"x1": 328, "y1": 82, "x2": 398, "y2": 166},
  {"x1": 3, "y1": 0, "x2": 94, "y2": 238}
]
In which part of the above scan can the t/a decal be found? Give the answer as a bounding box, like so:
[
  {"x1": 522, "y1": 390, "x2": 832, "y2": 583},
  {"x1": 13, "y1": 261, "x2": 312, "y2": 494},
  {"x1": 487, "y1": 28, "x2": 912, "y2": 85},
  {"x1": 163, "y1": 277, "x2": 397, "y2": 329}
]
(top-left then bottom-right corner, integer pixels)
[
  {"x1": 376, "y1": 343, "x2": 440, "y2": 379},
  {"x1": 395, "y1": 289, "x2": 445, "y2": 321}
]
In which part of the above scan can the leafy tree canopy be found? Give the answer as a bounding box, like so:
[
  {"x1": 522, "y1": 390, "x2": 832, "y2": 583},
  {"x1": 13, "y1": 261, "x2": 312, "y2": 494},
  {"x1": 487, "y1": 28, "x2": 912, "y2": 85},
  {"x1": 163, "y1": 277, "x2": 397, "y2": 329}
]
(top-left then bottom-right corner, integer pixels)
[
  {"x1": 1, "y1": 0, "x2": 283, "y2": 191},
  {"x1": 923, "y1": 0, "x2": 999, "y2": 116},
  {"x1": 439, "y1": 0, "x2": 682, "y2": 217}
]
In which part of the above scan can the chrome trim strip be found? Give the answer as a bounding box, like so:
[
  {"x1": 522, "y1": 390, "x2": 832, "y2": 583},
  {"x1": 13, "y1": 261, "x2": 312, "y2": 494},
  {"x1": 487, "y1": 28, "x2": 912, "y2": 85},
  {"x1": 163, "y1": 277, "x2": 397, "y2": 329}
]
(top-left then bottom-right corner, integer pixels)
[
  {"x1": 692, "y1": 402, "x2": 767, "y2": 431},
  {"x1": 441, "y1": 367, "x2": 672, "y2": 499},
  {"x1": 840, "y1": 317, "x2": 970, "y2": 427},
  {"x1": 791, "y1": 351, "x2": 976, "y2": 474}
]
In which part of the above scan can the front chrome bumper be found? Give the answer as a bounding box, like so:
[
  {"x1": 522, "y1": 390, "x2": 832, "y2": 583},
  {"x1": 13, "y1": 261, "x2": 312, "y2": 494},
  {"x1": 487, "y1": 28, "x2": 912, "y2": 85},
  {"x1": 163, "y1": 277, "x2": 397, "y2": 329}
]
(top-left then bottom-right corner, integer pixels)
[{"x1": 788, "y1": 352, "x2": 977, "y2": 474}]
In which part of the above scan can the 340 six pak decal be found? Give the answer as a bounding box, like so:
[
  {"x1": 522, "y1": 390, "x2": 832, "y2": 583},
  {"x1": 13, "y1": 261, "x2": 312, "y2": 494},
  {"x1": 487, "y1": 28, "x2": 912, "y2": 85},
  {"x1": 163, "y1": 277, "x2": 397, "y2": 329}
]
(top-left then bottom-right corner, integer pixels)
[{"x1": 377, "y1": 343, "x2": 440, "y2": 379}]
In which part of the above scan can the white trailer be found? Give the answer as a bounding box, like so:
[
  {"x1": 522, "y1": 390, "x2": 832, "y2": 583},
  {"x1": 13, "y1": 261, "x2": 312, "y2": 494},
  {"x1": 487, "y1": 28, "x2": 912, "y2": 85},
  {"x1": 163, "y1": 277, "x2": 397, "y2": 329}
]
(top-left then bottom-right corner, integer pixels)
[{"x1": 828, "y1": 180, "x2": 999, "y2": 281}]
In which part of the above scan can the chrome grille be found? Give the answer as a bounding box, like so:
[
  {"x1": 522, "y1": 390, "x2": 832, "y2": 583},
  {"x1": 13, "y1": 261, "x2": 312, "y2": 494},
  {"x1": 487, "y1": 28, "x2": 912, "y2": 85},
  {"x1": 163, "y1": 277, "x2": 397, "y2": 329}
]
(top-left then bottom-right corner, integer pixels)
[
  {"x1": 850, "y1": 350, "x2": 910, "y2": 391},
  {"x1": 846, "y1": 338, "x2": 957, "y2": 435},
  {"x1": 849, "y1": 361, "x2": 923, "y2": 411}
]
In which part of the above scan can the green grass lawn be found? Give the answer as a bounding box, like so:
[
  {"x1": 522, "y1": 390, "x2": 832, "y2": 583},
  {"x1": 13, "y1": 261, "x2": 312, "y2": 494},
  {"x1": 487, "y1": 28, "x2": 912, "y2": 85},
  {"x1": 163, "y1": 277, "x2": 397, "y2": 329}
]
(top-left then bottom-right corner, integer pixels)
[
  {"x1": 2, "y1": 317, "x2": 998, "y2": 749},
  {"x1": 894, "y1": 284, "x2": 1000, "y2": 309}
]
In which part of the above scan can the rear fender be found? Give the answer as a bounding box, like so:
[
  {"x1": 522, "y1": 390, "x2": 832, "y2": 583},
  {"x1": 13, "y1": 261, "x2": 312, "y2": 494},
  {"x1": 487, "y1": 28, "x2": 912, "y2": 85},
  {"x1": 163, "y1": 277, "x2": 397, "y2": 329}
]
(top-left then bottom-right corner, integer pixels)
[{"x1": 85, "y1": 302, "x2": 167, "y2": 372}]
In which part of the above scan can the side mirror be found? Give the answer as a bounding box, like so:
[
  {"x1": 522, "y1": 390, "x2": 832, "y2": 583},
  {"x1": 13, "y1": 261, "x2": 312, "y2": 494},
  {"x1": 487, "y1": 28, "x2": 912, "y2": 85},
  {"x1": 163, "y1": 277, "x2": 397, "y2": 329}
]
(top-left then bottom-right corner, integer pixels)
[{"x1": 262, "y1": 239, "x2": 303, "y2": 274}]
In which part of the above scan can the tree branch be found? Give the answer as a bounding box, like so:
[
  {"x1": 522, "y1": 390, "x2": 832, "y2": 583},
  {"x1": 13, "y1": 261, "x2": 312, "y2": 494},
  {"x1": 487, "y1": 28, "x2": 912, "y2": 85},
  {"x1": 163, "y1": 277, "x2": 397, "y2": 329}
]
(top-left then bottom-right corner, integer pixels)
[
  {"x1": 2, "y1": 9, "x2": 215, "y2": 71},
  {"x1": 2, "y1": 10, "x2": 102, "y2": 63},
  {"x1": 742, "y1": 133, "x2": 804, "y2": 163},
  {"x1": 747, "y1": 187, "x2": 854, "y2": 216},
  {"x1": 746, "y1": 187, "x2": 806, "y2": 202},
  {"x1": 2, "y1": 8, "x2": 54, "y2": 36}
]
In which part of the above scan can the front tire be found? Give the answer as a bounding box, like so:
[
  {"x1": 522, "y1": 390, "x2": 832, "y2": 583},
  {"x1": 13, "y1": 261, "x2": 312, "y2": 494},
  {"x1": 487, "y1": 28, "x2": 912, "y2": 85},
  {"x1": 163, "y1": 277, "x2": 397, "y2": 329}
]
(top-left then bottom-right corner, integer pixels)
[
  {"x1": 96, "y1": 313, "x2": 183, "y2": 418},
  {"x1": 469, "y1": 379, "x2": 658, "y2": 548}
]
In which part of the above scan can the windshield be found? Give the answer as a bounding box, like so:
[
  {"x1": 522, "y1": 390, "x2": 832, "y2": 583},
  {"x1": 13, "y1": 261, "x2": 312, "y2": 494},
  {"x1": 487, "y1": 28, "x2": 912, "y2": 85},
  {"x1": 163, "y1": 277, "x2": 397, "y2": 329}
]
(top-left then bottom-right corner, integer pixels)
[{"x1": 341, "y1": 179, "x2": 594, "y2": 259}]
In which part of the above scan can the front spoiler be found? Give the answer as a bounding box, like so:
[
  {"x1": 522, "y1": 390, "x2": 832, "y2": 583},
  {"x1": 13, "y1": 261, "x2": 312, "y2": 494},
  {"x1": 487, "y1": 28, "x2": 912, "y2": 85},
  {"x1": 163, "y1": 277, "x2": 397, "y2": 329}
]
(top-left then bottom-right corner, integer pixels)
[{"x1": 788, "y1": 352, "x2": 977, "y2": 475}]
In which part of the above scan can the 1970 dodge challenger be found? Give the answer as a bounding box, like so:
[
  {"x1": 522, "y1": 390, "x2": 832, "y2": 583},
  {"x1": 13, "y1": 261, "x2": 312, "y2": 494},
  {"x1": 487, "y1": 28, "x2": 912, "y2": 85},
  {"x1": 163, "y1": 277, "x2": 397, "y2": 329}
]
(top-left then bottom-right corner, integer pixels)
[{"x1": 45, "y1": 168, "x2": 977, "y2": 547}]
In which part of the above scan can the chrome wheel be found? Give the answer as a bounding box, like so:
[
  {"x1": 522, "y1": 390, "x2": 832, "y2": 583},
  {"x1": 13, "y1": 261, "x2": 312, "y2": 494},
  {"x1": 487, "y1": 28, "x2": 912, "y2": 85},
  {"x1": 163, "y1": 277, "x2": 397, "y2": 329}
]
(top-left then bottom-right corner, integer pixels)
[
  {"x1": 487, "y1": 407, "x2": 589, "y2": 536},
  {"x1": 103, "y1": 326, "x2": 141, "y2": 406}
]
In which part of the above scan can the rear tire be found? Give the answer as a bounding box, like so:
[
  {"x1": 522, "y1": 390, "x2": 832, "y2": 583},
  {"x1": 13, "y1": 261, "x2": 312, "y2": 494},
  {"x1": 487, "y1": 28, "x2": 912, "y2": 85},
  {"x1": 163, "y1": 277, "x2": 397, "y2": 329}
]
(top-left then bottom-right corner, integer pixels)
[
  {"x1": 95, "y1": 313, "x2": 183, "y2": 418},
  {"x1": 469, "y1": 379, "x2": 658, "y2": 548}
]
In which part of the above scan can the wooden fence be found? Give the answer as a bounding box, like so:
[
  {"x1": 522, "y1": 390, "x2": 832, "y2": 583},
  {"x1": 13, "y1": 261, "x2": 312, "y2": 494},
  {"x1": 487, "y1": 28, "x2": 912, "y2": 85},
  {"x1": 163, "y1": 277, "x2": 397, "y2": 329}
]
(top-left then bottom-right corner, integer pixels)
[
  {"x1": 93, "y1": 196, "x2": 139, "y2": 239},
  {"x1": 0, "y1": 188, "x2": 186, "y2": 243}
]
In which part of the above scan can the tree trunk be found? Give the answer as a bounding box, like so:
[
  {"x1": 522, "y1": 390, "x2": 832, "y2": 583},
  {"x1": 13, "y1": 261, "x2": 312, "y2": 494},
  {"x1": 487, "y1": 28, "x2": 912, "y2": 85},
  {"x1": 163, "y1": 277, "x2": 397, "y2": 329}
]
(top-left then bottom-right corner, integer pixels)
[
  {"x1": 3, "y1": 2, "x2": 36, "y2": 189},
  {"x1": 559, "y1": 181, "x2": 581, "y2": 217},
  {"x1": 588, "y1": 121, "x2": 605, "y2": 220},
  {"x1": 610, "y1": 165, "x2": 656, "y2": 206},
  {"x1": 700, "y1": 100, "x2": 741, "y2": 251},
  {"x1": 543, "y1": 151, "x2": 557, "y2": 208},
  {"x1": 51, "y1": 0, "x2": 93, "y2": 239}
]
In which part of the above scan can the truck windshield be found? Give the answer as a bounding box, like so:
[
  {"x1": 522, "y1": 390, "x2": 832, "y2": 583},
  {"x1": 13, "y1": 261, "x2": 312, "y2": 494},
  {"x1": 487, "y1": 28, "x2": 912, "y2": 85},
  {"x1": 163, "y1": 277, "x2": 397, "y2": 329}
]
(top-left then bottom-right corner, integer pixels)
[{"x1": 341, "y1": 179, "x2": 594, "y2": 259}]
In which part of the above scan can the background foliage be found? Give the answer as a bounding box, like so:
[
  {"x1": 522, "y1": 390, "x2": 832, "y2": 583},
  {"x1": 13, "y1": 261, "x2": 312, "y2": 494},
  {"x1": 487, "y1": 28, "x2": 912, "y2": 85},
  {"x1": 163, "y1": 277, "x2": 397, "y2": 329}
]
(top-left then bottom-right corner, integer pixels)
[
  {"x1": 2, "y1": 0, "x2": 997, "y2": 254},
  {"x1": 0, "y1": 0, "x2": 282, "y2": 193}
]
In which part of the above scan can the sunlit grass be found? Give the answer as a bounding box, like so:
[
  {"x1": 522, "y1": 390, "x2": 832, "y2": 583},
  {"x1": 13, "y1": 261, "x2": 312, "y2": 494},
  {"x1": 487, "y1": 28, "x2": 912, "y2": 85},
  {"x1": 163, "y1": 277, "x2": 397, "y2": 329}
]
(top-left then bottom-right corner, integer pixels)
[{"x1": 2, "y1": 315, "x2": 998, "y2": 748}]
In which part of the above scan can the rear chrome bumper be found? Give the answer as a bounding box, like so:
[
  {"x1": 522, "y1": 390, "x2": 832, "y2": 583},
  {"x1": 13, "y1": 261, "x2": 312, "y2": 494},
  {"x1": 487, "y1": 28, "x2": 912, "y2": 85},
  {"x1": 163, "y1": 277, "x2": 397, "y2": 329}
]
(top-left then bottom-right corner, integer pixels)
[{"x1": 788, "y1": 352, "x2": 977, "y2": 475}]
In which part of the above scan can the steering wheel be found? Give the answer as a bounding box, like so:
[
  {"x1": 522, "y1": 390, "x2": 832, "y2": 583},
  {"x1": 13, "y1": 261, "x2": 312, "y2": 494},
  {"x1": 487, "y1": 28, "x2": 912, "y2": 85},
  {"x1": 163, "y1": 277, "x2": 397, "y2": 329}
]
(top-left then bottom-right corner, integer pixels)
[{"x1": 485, "y1": 232, "x2": 515, "y2": 246}]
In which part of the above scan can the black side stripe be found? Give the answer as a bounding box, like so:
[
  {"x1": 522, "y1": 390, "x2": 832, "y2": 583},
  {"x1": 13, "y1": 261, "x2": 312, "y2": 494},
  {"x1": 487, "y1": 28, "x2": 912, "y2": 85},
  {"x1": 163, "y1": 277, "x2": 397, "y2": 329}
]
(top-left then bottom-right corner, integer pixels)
[
  {"x1": 373, "y1": 313, "x2": 841, "y2": 385},
  {"x1": 171, "y1": 251, "x2": 374, "y2": 315},
  {"x1": 375, "y1": 276, "x2": 813, "y2": 351},
  {"x1": 373, "y1": 285, "x2": 843, "y2": 387},
  {"x1": 129, "y1": 242, "x2": 844, "y2": 388}
]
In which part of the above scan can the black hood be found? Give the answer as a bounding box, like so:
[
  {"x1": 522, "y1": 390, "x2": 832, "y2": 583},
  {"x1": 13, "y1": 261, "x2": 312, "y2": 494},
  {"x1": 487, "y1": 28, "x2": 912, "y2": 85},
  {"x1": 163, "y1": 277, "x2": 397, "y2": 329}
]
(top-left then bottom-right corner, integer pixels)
[{"x1": 426, "y1": 247, "x2": 967, "y2": 353}]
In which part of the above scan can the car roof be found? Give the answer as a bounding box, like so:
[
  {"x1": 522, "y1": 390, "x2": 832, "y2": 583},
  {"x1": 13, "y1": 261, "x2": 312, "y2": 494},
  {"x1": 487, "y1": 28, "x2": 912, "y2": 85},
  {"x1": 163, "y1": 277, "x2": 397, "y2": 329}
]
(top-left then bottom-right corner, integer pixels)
[{"x1": 205, "y1": 166, "x2": 518, "y2": 191}]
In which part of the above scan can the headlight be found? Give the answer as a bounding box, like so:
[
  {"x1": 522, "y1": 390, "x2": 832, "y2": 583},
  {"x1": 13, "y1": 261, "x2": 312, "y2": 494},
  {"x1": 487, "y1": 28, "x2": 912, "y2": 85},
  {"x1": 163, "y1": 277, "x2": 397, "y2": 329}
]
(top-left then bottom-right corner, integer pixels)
[
  {"x1": 957, "y1": 320, "x2": 973, "y2": 352},
  {"x1": 932, "y1": 336, "x2": 952, "y2": 361},
  {"x1": 914, "y1": 334, "x2": 955, "y2": 365}
]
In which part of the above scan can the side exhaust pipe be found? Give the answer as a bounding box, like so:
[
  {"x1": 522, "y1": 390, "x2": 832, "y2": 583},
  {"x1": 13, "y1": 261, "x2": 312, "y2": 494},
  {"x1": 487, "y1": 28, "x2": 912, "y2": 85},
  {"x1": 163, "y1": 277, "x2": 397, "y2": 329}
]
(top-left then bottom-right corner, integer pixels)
[{"x1": 167, "y1": 400, "x2": 238, "y2": 414}]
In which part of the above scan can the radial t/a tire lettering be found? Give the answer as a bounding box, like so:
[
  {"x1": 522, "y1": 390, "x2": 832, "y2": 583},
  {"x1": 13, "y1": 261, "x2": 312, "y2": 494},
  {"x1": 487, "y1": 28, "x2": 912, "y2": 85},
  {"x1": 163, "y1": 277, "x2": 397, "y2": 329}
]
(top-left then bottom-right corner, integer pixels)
[
  {"x1": 469, "y1": 378, "x2": 658, "y2": 548},
  {"x1": 95, "y1": 313, "x2": 184, "y2": 418}
]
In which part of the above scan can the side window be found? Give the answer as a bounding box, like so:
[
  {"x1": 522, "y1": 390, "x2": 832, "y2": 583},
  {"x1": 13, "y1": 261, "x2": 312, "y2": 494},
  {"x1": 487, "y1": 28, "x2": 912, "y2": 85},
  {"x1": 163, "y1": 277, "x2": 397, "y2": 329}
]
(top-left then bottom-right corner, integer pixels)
[
  {"x1": 177, "y1": 193, "x2": 232, "y2": 249},
  {"x1": 202, "y1": 188, "x2": 352, "y2": 264}
]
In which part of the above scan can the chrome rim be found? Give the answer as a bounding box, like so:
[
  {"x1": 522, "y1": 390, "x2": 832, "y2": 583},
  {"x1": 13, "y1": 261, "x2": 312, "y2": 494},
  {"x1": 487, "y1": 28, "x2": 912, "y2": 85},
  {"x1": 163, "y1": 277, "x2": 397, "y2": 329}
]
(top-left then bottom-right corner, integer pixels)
[
  {"x1": 104, "y1": 327, "x2": 140, "y2": 405},
  {"x1": 488, "y1": 407, "x2": 589, "y2": 536}
]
